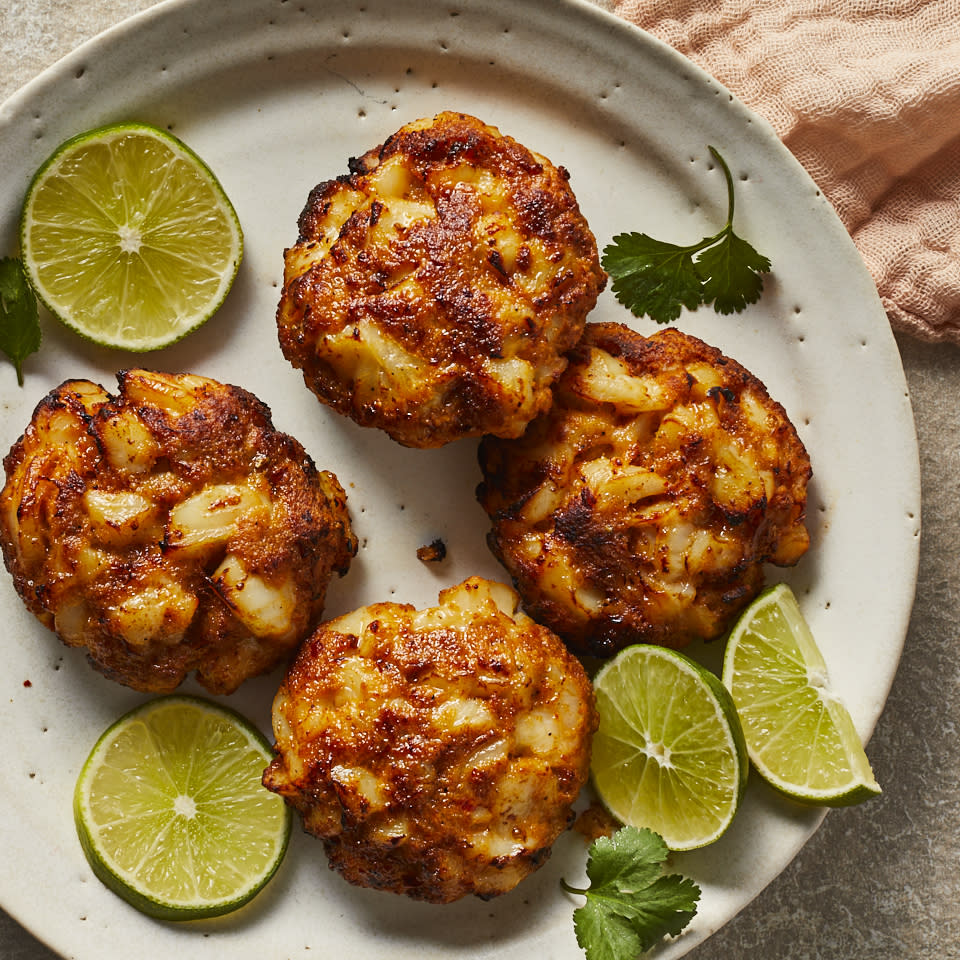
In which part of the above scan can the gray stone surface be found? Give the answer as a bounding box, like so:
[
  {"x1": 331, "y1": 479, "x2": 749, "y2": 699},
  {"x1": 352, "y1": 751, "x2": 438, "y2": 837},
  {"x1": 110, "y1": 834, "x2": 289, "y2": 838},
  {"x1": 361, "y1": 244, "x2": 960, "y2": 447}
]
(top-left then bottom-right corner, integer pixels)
[{"x1": 0, "y1": 2, "x2": 957, "y2": 958}]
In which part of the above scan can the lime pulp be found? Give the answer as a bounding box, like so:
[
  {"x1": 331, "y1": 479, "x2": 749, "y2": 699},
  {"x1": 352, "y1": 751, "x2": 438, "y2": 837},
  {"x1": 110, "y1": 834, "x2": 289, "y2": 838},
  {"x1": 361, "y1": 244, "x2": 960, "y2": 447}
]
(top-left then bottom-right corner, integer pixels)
[
  {"x1": 721, "y1": 584, "x2": 881, "y2": 806},
  {"x1": 590, "y1": 644, "x2": 748, "y2": 851},
  {"x1": 74, "y1": 695, "x2": 290, "y2": 921},
  {"x1": 20, "y1": 122, "x2": 242, "y2": 351}
]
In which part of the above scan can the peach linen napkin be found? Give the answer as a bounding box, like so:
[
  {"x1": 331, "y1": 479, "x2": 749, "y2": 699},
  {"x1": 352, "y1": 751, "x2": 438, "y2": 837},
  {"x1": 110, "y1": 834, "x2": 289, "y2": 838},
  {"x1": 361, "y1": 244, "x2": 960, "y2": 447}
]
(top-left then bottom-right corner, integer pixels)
[{"x1": 613, "y1": 0, "x2": 960, "y2": 344}]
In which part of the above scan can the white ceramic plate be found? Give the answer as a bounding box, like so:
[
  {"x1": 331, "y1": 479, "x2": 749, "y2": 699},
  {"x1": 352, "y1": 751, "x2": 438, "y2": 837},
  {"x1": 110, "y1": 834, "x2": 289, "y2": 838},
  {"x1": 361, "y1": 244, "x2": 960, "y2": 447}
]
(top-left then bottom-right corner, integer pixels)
[{"x1": 0, "y1": 1, "x2": 920, "y2": 957}]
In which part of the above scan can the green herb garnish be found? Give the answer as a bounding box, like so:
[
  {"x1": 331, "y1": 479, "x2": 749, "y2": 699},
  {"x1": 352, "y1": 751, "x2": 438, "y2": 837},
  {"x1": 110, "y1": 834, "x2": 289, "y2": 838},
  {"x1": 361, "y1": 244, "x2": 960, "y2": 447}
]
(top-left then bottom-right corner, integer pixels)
[
  {"x1": 0, "y1": 257, "x2": 41, "y2": 386},
  {"x1": 602, "y1": 146, "x2": 771, "y2": 324},
  {"x1": 563, "y1": 826, "x2": 701, "y2": 960}
]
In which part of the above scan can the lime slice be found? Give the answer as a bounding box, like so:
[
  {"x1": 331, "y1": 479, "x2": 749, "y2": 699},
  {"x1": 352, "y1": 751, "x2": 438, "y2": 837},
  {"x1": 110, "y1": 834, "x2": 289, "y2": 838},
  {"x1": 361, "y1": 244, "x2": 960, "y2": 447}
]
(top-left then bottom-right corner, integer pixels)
[
  {"x1": 721, "y1": 584, "x2": 882, "y2": 805},
  {"x1": 20, "y1": 122, "x2": 242, "y2": 350},
  {"x1": 590, "y1": 645, "x2": 748, "y2": 851},
  {"x1": 74, "y1": 696, "x2": 290, "y2": 921}
]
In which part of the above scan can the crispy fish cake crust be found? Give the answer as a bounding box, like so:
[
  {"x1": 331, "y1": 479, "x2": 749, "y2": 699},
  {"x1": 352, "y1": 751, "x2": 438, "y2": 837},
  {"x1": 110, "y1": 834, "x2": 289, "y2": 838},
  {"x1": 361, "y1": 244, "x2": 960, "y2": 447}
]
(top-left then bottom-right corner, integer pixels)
[
  {"x1": 276, "y1": 111, "x2": 606, "y2": 448},
  {"x1": 263, "y1": 577, "x2": 596, "y2": 903},
  {"x1": 0, "y1": 370, "x2": 356, "y2": 694},
  {"x1": 478, "y1": 323, "x2": 812, "y2": 657}
]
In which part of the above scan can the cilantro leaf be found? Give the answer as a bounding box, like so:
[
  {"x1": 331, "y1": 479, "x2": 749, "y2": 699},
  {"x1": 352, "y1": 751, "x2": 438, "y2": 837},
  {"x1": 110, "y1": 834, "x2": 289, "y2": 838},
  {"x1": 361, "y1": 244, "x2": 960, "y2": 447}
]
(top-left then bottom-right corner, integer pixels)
[
  {"x1": 601, "y1": 146, "x2": 771, "y2": 324},
  {"x1": 573, "y1": 898, "x2": 646, "y2": 960},
  {"x1": 563, "y1": 826, "x2": 701, "y2": 960},
  {"x1": 580, "y1": 824, "x2": 668, "y2": 891},
  {"x1": 618, "y1": 873, "x2": 702, "y2": 948},
  {"x1": 604, "y1": 233, "x2": 704, "y2": 325},
  {"x1": 0, "y1": 257, "x2": 41, "y2": 386},
  {"x1": 696, "y1": 231, "x2": 771, "y2": 315}
]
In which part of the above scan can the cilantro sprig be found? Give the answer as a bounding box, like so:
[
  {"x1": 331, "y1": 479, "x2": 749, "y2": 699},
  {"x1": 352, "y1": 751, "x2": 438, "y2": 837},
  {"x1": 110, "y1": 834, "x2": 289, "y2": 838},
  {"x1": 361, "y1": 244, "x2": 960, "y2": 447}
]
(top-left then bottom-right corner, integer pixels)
[
  {"x1": 602, "y1": 146, "x2": 771, "y2": 325},
  {"x1": 562, "y1": 826, "x2": 701, "y2": 960},
  {"x1": 0, "y1": 256, "x2": 41, "y2": 386}
]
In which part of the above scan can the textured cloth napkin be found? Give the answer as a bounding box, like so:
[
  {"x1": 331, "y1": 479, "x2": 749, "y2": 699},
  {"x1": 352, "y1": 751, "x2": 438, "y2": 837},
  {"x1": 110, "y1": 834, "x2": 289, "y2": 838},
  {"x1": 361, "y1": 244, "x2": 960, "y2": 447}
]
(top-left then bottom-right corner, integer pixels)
[{"x1": 613, "y1": 0, "x2": 960, "y2": 344}]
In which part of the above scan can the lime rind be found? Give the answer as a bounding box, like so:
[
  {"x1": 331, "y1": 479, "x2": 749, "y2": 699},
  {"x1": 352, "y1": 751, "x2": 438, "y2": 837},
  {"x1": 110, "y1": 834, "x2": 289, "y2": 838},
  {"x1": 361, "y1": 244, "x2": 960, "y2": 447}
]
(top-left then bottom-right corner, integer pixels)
[
  {"x1": 20, "y1": 122, "x2": 243, "y2": 352},
  {"x1": 590, "y1": 644, "x2": 748, "y2": 851},
  {"x1": 74, "y1": 695, "x2": 290, "y2": 921},
  {"x1": 721, "y1": 584, "x2": 881, "y2": 806}
]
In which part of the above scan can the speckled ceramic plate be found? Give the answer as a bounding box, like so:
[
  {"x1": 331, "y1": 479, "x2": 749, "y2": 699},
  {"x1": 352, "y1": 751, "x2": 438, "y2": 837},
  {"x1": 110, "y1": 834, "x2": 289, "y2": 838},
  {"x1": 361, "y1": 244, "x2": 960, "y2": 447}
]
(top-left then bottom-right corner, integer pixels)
[{"x1": 0, "y1": 0, "x2": 920, "y2": 957}]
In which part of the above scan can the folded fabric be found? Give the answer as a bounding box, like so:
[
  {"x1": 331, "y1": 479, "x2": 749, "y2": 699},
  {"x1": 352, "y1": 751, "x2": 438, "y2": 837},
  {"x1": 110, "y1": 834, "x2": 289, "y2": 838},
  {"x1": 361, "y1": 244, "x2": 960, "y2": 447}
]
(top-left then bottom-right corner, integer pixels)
[{"x1": 613, "y1": 0, "x2": 960, "y2": 344}]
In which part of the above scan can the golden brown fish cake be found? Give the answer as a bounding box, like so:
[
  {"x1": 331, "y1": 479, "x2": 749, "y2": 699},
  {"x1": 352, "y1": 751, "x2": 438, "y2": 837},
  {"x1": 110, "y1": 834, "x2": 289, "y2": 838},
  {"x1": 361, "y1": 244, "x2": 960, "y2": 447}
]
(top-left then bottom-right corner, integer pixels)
[
  {"x1": 0, "y1": 370, "x2": 357, "y2": 693},
  {"x1": 477, "y1": 323, "x2": 812, "y2": 657},
  {"x1": 263, "y1": 576, "x2": 596, "y2": 903},
  {"x1": 276, "y1": 111, "x2": 606, "y2": 448}
]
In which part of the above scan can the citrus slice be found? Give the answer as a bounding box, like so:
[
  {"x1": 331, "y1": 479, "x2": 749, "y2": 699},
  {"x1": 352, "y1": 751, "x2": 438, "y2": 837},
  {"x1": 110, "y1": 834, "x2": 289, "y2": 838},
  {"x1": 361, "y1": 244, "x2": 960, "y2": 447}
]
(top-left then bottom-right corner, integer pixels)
[
  {"x1": 721, "y1": 584, "x2": 882, "y2": 806},
  {"x1": 74, "y1": 695, "x2": 290, "y2": 921},
  {"x1": 590, "y1": 644, "x2": 748, "y2": 851},
  {"x1": 20, "y1": 122, "x2": 242, "y2": 350}
]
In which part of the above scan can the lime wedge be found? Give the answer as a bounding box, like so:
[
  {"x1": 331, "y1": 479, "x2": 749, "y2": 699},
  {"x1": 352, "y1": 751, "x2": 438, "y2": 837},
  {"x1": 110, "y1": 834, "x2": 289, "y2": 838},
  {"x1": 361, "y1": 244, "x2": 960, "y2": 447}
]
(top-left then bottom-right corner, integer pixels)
[
  {"x1": 20, "y1": 122, "x2": 242, "y2": 351},
  {"x1": 590, "y1": 645, "x2": 748, "y2": 851},
  {"x1": 721, "y1": 584, "x2": 882, "y2": 805},
  {"x1": 74, "y1": 696, "x2": 290, "y2": 921}
]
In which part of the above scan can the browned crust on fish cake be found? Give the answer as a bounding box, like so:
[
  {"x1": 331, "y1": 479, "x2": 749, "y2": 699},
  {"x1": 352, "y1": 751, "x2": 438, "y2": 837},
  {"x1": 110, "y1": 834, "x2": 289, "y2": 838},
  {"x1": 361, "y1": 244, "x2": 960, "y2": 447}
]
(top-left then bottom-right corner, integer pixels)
[
  {"x1": 277, "y1": 111, "x2": 606, "y2": 448},
  {"x1": 477, "y1": 323, "x2": 812, "y2": 657},
  {"x1": 0, "y1": 370, "x2": 356, "y2": 693},
  {"x1": 263, "y1": 577, "x2": 596, "y2": 903}
]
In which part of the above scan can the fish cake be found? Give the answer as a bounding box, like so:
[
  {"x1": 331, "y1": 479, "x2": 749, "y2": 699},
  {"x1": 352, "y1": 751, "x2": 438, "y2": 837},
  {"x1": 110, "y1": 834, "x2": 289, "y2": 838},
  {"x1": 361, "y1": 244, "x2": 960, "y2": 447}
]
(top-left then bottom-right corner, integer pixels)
[
  {"x1": 477, "y1": 323, "x2": 812, "y2": 657},
  {"x1": 0, "y1": 370, "x2": 357, "y2": 693},
  {"x1": 263, "y1": 577, "x2": 596, "y2": 903},
  {"x1": 276, "y1": 111, "x2": 606, "y2": 448}
]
